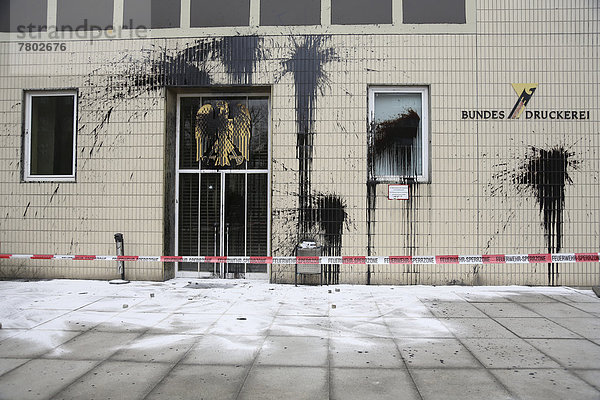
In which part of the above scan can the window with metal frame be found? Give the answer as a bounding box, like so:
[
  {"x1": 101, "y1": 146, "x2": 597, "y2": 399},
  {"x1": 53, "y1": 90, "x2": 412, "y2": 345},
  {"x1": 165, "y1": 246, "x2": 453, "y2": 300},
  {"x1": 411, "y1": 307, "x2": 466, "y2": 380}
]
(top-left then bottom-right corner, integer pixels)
[
  {"x1": 368, "y1": 86, "x2": 429, "y2": 182},
  {"x1": 24, "y1": 91, "x2": 78, "y2": 182}
]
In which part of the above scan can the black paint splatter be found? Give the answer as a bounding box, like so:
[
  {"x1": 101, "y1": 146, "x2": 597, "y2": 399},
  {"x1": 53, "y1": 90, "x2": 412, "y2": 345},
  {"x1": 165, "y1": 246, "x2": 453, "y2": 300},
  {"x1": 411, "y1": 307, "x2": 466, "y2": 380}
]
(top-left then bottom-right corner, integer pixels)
[
  {"x1": 366, "y1": 109, "x2": 421, "y2": 283},
  {"x1": 492, "y1": 146, "x2": 580, "y2": 285},
  {"x1": 316, "y1": 194, "x2": 347, "y2": 284},
  {"x1": 516, "y1": 147, "x2": 578, "y2": 285},
  {"x1": 373, "y1": 109, "x2": 420, "y2": 176},
  {"x1": 281, "y1": 35, "x2": 337, "y2": 238},
  {"x1": 217, "y1": 36, "x2": 264, "y2": 85}
]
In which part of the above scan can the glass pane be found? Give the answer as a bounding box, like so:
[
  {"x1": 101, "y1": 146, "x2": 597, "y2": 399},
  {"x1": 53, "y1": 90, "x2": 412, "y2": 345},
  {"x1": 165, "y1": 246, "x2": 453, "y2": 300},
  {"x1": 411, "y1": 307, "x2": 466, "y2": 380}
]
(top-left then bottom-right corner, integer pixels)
[
  {"x1": 199, "y1": 173, "x2": 221, "y2": 272},
  {"x1": 179, "y1": 97, "x2": 201, "y2": 170},
  {"x1": 191, "y1": 0, "x2": 249, "y2": 27},
  {"x1": 373, "y1": 92, "x2": 422, "y2": 178},
  {"x1": 30, "y1": 95, "x2": 75, "y2": 176},
  {"x1": 403, "y1": 0, "x2": 465, "y2": 24},
  {"x1": 178, "y1": 173, "x2": 199, "y2": 271},
  {"x1": 247, "y1": 98, "x2": 269, "y2": 170},
  {"x1": 225, "y1": 174, "x2": 246, "y2": 275},
  {"x1": 247, "y1": 174, "x2": 268, "y2": 273}
]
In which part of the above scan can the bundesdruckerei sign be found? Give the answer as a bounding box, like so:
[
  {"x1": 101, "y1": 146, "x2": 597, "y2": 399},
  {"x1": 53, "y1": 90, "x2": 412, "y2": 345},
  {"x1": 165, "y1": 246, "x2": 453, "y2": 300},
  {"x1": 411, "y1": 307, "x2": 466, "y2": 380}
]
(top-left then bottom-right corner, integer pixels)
[{"x1": 462, "y1": 83, "x2": 591, "y2": 120}]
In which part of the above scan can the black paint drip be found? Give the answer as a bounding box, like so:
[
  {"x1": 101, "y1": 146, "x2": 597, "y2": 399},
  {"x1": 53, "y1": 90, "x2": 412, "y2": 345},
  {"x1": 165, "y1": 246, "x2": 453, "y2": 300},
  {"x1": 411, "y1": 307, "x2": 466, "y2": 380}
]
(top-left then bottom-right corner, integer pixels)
[
  {"x1": 281, "y1": 35, "x2": 336, "y2": 237},
  {"x1": 316, "y1": 194, "x2": 347, "y2": 284},
  {"x1": 515, "y1": 147, "x2": 577, "y2": 285},
  {"x1": 366, "y1": 110, "x2": 420, "y2": 284},
  {"x1": 217, "y1": 36, "x2": 264, "y2": 85}
]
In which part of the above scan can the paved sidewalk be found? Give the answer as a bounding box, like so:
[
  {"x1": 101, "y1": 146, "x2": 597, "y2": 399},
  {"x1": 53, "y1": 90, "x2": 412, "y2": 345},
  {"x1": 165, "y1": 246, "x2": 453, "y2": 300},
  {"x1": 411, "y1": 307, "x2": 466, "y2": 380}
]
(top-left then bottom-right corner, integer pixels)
[{"x1": 0, "y1": 279, "x2": 599, "y2": 400}]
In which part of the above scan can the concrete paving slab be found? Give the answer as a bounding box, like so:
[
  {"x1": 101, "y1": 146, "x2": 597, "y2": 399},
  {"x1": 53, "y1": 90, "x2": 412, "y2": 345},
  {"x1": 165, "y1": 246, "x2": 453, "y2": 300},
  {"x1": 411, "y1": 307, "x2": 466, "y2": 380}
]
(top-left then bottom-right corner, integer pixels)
[
  {"x1": 441, "y1": 317, "x2": 518, "y2": 339},
  {"x1": 491, "y1": 368, "x2": 600, "y2": 400},
  {"x1": 521, "y1": 302, "x2": 595, "y2": 318},
  {"x1": 396, "y1": 338, "x2": 480, "y2": 368},
  {"x1": 237, "y1": 366, "x2": 328, "y2": 400},
  {"x1": 384, "y1": 317, "x2": 454, "y2": 338},
  {"x1": 525, "y1": 338, "x2": 600, "y2": 369},
  {"x1": 28, "y1": 294, "x2": 103, "y2": 311},
  {"x1": 495, "y1": 317, "x2": 582, "y2": 338},
  {"x1": 543, "y1": 291, "x2": 600, "y2": 303},
  {"x1": 269, "y1": 315, "x2": 330, "y2": 337},
  {"x1": 572, "y1": 370, "x2": 600, "y2": 391},
  {"x1": 77, "y1": 296, "x2": 146, "y2": 312},
  {"x1": 377, "y1": 300, "x2": 435, "y2": 318},
  {"x1": 0, "y1": 309, "x2": 70, "y2": 329},
  {"x1": 145, "y1": 364, "x2": 248, "y2": 400},
  {"x1": 150, "y1": 312, "x2": 221, "y2": 334},
  {"x1": 460, "y1": 338, "x2": 560, "y2": 369},
  {"x1": 2, "y1": 280, "x2": 600, "y2": 400},
  {"x1": 0, "y1": 359, "x2": 97, "y2": 400},
  {"x1": 410, "y1": 369, "x2": 514, "y2": 400},
  {"x1": 550, "y1": 317, "x2": 600, "y2": 339},
  {"x1": 569, "y1": 302, "x2": 600, "y2": 316},
  {"x1": 471, "y1": 302, "x2": 541, "y2": 318},
  {"x1": 422, "y1": 301, "x2": 489, "y2": 318},
  {"x1": 0, "y1": 358, "x2": 29, "y2": 376},
  {"x1": 455, "y1": 292, "x2": 512, "y2": 303},
  {"x1": 0, "y1": 328, "x2": 27, "y2": 343},
  {"x1": 255, "y1": 336, "x2": 329, "y2": 367},
  {"x1": 0, "y1": 330, "x2": 80, "y2": 358},
  {"x1": 32, "y1": 311, "x2": 112, "y2": 332},
  {"x1": 94, "y1": 311, "x2": 169, "y2": 333},
  {"x1": 330, "y1": 367, "x2": 420, "y2": 400},
  {"x1": 330, "y1": 337, "x2": 403, "y2": 368},
  {"x1": 274, "y1": 299, "x2": 330, "y2": 317},
  {"x1": 208, "y1": 314, "x2": 274, "y2": 336},
  {"x1": 330, "y1": 317, "x2": 391, "y2": 338},
  {"x1": 42, "y1": 330, "x2": 140, "y2": 360},
  {"x1": 110, "y1": 333, "x2": 197, "y2": 363},
  {"x1": 181, "y1": 335, "x2": 264, "y2": 365},
  {"x1": 504, "y1": 293, "x2": 555, "y2": 303},
  {"x1": 52, "y1": 360, "x2": 173, "y2": 400}
]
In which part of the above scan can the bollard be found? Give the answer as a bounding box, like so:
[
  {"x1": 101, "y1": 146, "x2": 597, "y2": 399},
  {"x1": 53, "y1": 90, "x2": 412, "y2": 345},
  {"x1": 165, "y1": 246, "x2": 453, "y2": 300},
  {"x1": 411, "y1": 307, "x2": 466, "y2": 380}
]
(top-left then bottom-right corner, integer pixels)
[{"x1": 109, "y1": 233, "x2": 130, "y2": 284}]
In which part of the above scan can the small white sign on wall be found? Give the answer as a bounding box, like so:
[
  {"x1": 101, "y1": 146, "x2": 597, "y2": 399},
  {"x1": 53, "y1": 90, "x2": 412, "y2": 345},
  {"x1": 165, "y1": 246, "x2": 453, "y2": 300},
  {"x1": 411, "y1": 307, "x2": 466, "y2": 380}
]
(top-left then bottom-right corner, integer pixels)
[{"x1": 388, "y1": 184, "x2": 409, "y2": 200}]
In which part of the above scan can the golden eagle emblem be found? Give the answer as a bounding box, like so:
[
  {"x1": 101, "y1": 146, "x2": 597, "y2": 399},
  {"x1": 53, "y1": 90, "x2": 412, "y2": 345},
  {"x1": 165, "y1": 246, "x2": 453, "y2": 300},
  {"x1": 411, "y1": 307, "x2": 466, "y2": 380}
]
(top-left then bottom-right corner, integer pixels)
[{"x1": 195, "y1": 101, "x2": 251, "y2": 166}]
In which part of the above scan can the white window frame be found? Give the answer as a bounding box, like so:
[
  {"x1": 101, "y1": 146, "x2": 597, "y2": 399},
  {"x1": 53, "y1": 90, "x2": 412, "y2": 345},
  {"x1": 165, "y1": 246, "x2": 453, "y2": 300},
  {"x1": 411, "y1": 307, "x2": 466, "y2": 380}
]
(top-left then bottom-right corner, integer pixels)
[
  {"x1": 368, "y1": 85, "x2": 430, "y2": 183},
  {"x1": 24, "y1": 90, "x2": 78, "y2": 182}
]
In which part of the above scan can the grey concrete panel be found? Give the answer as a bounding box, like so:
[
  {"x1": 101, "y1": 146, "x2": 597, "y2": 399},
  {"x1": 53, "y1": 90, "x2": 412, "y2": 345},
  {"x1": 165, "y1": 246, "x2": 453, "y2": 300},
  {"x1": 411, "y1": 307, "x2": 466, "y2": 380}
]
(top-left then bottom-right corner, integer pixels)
[
  {"x1": 146, "y1": 364, "x2": 248, "y2": 400},
  {"x1": 330, "y1": 368, "x2": 420, "y2": 400},
  {"x1": 411, "y1": 369, "x2": 513, "y2": 400},
  {"x1": 0, "y1": 359, "x2": 97, "y2": 400},
  {"x1": 57, "y1": 0, "x2": 113, "y2": 30},
  {"x1": 491, "y1": 369, "x2": 600, "y2": 400},
  {"x1": 255, "y1": 336, "x2": 329, "y2": 366},
  {"x1": 331, "y1": 0, "x2": 391, "y2": 25},
  {"x1": 238, "y1": 366, "x2": 328, "y2": 400},
  {"x1": 54, "y1": 361, "x2": 173, "y2": 400},
  {"x1": 124, "y1": 0, "x2": 181, "y2": 29},
  {"x1": 403, "y1": 0, "x2": 466, "y2": 24},
  {"x1": 1, "y1": 0, "x2": 47, "y2": 33},
  {"x1": 396, "y1": 338, "x2": 480, "y2": 368},
  {"x1": 191, "y1": 0, "x2": 249, "y2": 27},
  {"x1": 260, "y1": 0, "x2": 320, "y2": 26}
]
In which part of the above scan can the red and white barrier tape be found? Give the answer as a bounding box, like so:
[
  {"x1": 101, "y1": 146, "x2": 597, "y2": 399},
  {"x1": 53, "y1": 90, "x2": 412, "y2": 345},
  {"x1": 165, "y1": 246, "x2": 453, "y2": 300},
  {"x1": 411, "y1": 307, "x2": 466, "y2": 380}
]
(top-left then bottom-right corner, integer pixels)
[{"x1": 1, "y1": 253, "x2": 599, "y2": 264}]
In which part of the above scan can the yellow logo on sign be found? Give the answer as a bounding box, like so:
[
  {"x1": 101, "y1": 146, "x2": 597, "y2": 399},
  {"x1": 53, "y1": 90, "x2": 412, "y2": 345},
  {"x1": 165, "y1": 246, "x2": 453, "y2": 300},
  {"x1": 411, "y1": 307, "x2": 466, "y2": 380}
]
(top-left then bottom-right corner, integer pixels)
[
  {"x1": 508, "y1": 83, "x2": 538, "y2": 119},
  {"x1": 195, "y1": 101, "x2": 251, "y2": 167}
]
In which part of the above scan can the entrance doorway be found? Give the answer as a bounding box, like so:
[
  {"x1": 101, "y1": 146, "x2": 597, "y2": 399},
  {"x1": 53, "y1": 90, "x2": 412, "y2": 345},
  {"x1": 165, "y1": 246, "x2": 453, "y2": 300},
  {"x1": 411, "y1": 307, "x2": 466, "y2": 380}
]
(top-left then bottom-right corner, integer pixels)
[{"x1": 175, "y1": 94, "x2": 270, "y2": 278}]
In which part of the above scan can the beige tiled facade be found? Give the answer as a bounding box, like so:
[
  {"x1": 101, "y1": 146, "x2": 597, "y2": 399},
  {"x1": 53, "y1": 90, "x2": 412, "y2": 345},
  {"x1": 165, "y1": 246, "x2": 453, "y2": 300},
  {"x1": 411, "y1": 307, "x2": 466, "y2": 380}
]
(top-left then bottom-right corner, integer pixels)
[{"x1": 0, "y1": 1, "x2": 598, "y2": 285}]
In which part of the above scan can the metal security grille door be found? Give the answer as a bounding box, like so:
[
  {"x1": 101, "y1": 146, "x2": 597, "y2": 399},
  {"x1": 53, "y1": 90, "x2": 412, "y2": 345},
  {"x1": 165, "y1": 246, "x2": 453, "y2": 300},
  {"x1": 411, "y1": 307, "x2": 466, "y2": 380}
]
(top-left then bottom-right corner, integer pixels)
[{"x1": 176, "y1": 95, "x2": 270, "y2": 278}]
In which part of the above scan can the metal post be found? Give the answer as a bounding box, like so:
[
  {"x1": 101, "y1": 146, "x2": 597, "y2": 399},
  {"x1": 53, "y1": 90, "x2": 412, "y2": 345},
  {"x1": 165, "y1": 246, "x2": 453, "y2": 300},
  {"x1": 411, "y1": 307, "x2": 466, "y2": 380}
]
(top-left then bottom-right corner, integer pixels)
[
  {"x1": 213, "y1": 223, "x2": 218, "y2": 277},
  {"x1": 109, "y1": 233, "x2": 129, "y2": 284}
]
